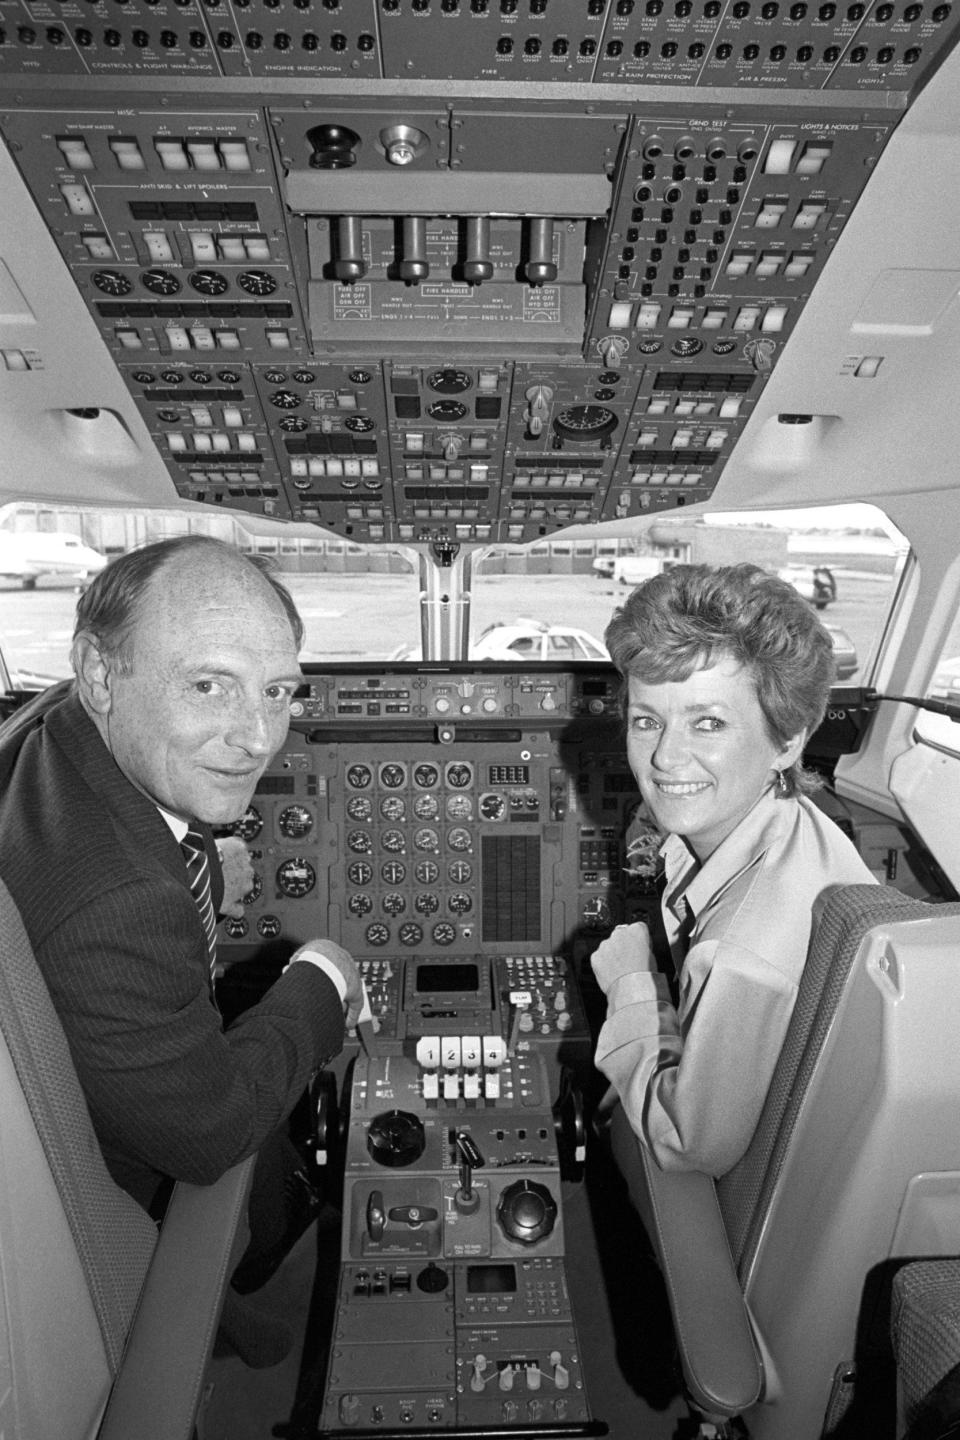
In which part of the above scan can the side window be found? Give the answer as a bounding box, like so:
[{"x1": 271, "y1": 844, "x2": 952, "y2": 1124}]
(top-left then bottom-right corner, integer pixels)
[{"x1": 921, "y1": 618, "x2": 960, "y2": 753}]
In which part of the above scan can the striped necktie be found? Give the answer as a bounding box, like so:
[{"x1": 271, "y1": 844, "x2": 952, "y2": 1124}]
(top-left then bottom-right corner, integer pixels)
[{"x1": 181, "y1": 826, "x2": 218, "y2": 993}]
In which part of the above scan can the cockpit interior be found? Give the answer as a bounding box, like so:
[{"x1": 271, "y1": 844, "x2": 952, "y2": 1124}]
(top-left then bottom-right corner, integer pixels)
[{"x1": 2, "y1": 7, "x2": 960, "y2": 1439}]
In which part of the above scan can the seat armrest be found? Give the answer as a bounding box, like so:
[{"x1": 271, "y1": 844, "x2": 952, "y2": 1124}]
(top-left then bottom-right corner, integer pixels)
[
  {"x1": 98, "y1": 1154, "x2": 256, "y2": 1440},
  {"x1": 609, "y1": 1105, "x2": 763, "y2": 1420}
]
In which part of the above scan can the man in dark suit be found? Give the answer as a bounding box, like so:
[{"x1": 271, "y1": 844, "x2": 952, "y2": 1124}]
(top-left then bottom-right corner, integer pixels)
[{"x1": 0, "y1": 535, "x2": 362, "y2": 1237}]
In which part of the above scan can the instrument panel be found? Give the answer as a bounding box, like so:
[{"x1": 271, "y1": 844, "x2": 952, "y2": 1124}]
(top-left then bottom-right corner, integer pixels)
[{"x1": 218, "y1": 664, "x2": 646, "y2": 970}]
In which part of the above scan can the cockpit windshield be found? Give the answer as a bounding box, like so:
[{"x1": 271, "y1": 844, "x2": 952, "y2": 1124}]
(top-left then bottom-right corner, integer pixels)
[{"x1": 0, "y1": 500, "x2": 907, "y2": 685}]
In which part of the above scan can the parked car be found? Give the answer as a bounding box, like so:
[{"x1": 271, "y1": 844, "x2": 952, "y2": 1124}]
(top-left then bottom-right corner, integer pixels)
[
  {"x1": 826, "y1": 623, "x2": 858, "y2": 681},
  {"x1": 391, "y1": 620, "x2": 610, "y2": 663}
]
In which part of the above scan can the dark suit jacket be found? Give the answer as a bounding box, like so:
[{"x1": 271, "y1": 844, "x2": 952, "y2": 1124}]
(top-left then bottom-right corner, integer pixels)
[{"x1": 0, "y1": 683, "x2": 345, "y2": 1212}]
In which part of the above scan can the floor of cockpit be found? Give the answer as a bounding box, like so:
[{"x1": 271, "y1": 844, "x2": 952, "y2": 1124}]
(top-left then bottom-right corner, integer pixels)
[{"x1": 202, "y1": 1138, "x2": 688, "y2": 1440}]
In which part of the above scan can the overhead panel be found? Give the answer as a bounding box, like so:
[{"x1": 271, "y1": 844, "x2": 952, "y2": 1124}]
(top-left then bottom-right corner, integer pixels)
[{"x1": 0, "y1": 1, "x2": 957, "y2": 545}]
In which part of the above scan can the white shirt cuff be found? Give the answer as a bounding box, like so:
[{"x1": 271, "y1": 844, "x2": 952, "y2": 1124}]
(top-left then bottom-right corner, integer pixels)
[{"x1": 289, "y1": 950, "x2": 348, "y2": 1003}]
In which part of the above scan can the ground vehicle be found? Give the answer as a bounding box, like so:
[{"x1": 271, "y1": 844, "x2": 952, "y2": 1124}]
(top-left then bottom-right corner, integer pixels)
[
  {"x1": 780, "y1": 565, "x2": 838, "y2": 609},
  {"x1": 395, "y1": 620, "x2": 609, "y2": 664},
  {"x1": 0, "y1": 530, "x2": 107, "y2": 589},
  {"x1": 2, "y1": 18, "x2": 960, "y2": 1440},
  {"x1": 611, "y1": 557, "x2": 667, "y2": 587}
]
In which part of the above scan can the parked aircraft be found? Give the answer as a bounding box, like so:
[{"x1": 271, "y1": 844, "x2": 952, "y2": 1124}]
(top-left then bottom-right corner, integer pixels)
[{"x1": 0, "y1": 529, "x2": 106, "y2": 589}]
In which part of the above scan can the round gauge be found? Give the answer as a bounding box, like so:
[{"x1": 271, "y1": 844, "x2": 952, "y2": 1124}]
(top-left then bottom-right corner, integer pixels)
[
  {"x1": 398, "y1": 922, "x2": 423, "y2": 947},
  {"x1": 413, "y1": 762, "x2": 439, "y2": 789},
  {"x1": 264, "y1": 369, "x2": 287, "y2": 385},
  {"x1": 231, "y1": 805, "x2": 263, "y2": 841},
  {"x1": 448, "y1": 860, "x2": 472, "y2": 883},
  {"x1": 189, "y1": 269, "x2": 229, "y2": 296},
  {"x1": 381, "y1": 892, "x2": 405, "y2": 916},
  {"x1": 237, "y1": 269, "x2": 278, "y2": 296},
  {"x1": 413, "y1": 794, "x2": 439, "y2": 820},
  {"x1": 348, "y1": 892, "x2": 373, "y2": 916},
  {"x1": 269, "y1": 390, "x2": 301, "y2": 409},
  {"x1": 349, "y1": 369, "x2": 373, "y2": 384},
  {"x1": 414, "y1": 827, "x2": 440, "y2": 853},
  {"x1": 553, "y1": 404, "x2": 618, "y2": 443},
  {"x1": 380, "y1": 796, "x2": 406, "y2": 821},
  {"x1": 427, "y1": 399, "x2": 467, "y2": 422},
  {"x1": 381, "y1": 829, "x2": 405, "y2": 853},
  {"x1": 278, "y1": 803, "x2": 313, "y2": 838},
  {"x1": 242, "y1": 872, "x2": 263, "y2": 905},
  {"x1": 448, "y1": 827, "x2": 472, "y2": 852},
  {"x1": 92, "y1": 270, "x2": 133, "y2": 296},
  {"x1": 257, "y1": 915, "x2": 282, "y2": 938},
  {"x1": 224, "y1": 915, "x2": 248, "y2": 939},
  {"x1": 189, "y1": 369, "x2": 212, "y2": 384},
  {"x1": 347, "y1": 860, "x2": 373, "y2": 886},
  {"x1": 381, "y1": 860, "x2": 406, "y2": 885},
  {"x1": 432, "y1": 921, "x2": 456, "y2": 946},
  {"x1": 713, "y1": 338, "x2": 738, "y2": 355},
  {"x1": 279, "y1": 416, "x2": 308, "y2": 432},
  {"x1": 366, "y1": 923, "x2": 391, "y2": 947},
  {"x1": 347, "y1": 795, "x2": 372, "y2": 821},
  {"x1": 160, "y1": 370, "x2": 184, "y2": 385},
  {"x1": 347, "y1": 829, "x2": 373, "y2": 854},
  {"x1": 445, "y1": 762, "x2": 472, "y2": 789},
  {"x1": 427, "y1": 368, "x2": 472, "y2": 394},
  {"x1": 445, "y1": 794, "x2": 472, "y2": 820},
  {"x1": 379, "y1": 762, "x2": 406, "y2": 789},
  {"x1": 276, "y1": 858, "x2": 316, "y2": 898},
  {"x1": 479, "y1": 792, "x2": 507, "y2": 821},
  {"x1": 415, "y1": 860, "x2": 439, "y2": 885},
  {"x1": 217, "y1": 369, "x2": 241, "y2": 384},
  {"x1": 133, "y1": 371, "x2": 156, "y2": 385},
  {"x1": 637, "y1": 338, "x2": 663, "y2": 355},
  {"x1": 141, "y1": 268, "x2": 182, "y2": 295},
  {"x1": 448, "y1": 892, "x2": 472, "y2": 915},
  {"x1": 414, "y1": 892, "x2": 439, "y2": 915},
  {"x1": 346, "y1": 764, "x2": 372, "y2": 789},
  {"x1": 345, "y1": 414, "x2": 375, "y2": 432},
  {"x1": 292, "y1": 369, "x2": 316, "y2": 384}
]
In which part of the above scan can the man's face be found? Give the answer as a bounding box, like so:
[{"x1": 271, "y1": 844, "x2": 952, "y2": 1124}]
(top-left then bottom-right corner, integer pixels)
[{"x1": 99, "y1": 556, "x2": 302, "y2": 825}]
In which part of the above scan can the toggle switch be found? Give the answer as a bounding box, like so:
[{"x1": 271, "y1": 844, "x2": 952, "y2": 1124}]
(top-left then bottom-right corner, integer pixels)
[{"x1": 57, "y1": 138, "x2": 93, "y2": 170}]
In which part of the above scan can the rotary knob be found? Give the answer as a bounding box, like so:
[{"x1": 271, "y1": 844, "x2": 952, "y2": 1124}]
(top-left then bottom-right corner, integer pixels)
[
  {"x1": 496, "y1": 1179, "x2": 558, "y2": 1244},
  {"x1": 366, "y1": 1109, "x2": 426, "y2": 1168}
]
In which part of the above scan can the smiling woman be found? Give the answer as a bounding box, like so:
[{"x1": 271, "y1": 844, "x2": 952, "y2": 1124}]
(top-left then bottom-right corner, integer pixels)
[{"x1": 591, "y1": 563, "x2": 877, "y2": 1177}]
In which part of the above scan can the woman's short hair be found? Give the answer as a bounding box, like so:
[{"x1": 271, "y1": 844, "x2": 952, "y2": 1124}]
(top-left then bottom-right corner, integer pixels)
[
  {"x1": 604, "y1": 562, "x2": 837, "y2": 796},
  {"x1": 72, "y1": 534, "x2": 305, "y2": 670}
]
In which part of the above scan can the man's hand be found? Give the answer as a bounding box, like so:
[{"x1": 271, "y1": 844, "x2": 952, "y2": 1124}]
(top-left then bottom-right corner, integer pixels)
[
  {"x1": 216, "y1": 835, "x2": 256, "y2": 919},
  {"x1": 291, "y1": 938, "x2": 365, "y2": 1029}
]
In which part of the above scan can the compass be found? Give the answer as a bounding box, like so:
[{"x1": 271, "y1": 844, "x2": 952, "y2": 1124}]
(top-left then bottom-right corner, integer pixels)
[{"x1": 553, "y1": 404, "x2": 618, "y2": 443}]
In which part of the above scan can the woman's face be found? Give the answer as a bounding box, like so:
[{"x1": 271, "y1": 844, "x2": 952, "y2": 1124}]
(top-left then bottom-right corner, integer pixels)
[{"x1": 625, "y1": 654, "x2": 804, "y2": 860}]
